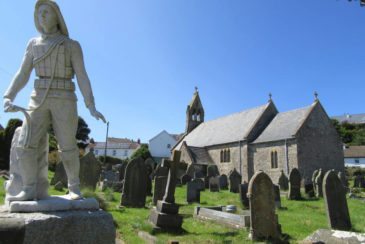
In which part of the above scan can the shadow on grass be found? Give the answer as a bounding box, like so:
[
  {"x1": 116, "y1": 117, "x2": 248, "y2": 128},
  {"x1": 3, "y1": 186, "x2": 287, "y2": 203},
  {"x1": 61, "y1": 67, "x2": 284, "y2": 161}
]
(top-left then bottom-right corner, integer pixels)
[{"x1": 151, "y1": 226, "x2": 189, "y2": 236}]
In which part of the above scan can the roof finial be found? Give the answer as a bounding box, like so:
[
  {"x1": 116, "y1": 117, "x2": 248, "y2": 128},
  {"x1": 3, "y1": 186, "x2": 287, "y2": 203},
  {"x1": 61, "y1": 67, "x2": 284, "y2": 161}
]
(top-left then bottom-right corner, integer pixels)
[
  {"x1": 314, "y1": 91, "x2": 319, "y2": 101},
  {"x1": 194, "y1": 86, "x2": 198, "y2": 94},
  {"x1": 268, "y1": 92, "x2": 272, "y2": 102}
]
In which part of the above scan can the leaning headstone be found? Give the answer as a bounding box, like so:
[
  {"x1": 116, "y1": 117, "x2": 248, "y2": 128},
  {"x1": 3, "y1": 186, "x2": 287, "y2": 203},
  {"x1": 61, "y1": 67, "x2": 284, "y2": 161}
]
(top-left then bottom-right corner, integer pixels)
[
  {"x1": 323, "y1": 170, "x2": 352, "y2": 231},
  {"x1": 207, "y1": 165, "x2": 219, "y2": 178},
  {"x1": 278, "y1": 170, "x2": 289, "y2": 191},
  {"x1": 79, "y1": 152, "x2": 102, "y2": 191},
  {"x1": 120, "y1": 157, "x2": 148, "y2": 207},
  {"x1": 315, "y1": 169, "x2": 324, "y2": 198},
  {"x1": 239, "y1": 183, "x2": 249, "y2": 209},
  {"x1": 288, "y1": 168, "x2": 301, "y2": 200},
  {"x1": 219, "y1": 174, "x2": 228, "y2": 190},
  {"x1": 149, "y1": 151, "x2": 184, "y2": 229},
  {"x1": 247, "y1": 171, "x2": 281, "y2": 241},
  {"x1": 209, "y1": 176, "x2": 220, "y2": 192},
  {"x1": 50, "y1": 162, "x2": 67, "y2": 187},
  {"x1": 273, "y1": 184, "x2": 281, "y2": 209},
  {"x1": 229, "y1": 168, "x2": 242, "y2": 193},
  {"x1": 187, "y1": 178, "x2": 201, "y2": 203},
  {"x1": 181, "y1": 174, "x2": 192, "y2": 185}
]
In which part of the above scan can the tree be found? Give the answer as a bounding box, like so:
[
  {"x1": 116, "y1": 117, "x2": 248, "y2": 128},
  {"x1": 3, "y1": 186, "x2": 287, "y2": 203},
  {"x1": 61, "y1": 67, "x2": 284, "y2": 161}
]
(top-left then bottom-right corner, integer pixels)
[
  {"x1": 0, "y1": 119, "x2": 23, "y2": 170},
  {"x1": 331, "y1": 119, "x2": 365, "y2": 145},
  {"x1": 130, "y1": 144, "x2": 151, "y2": 161}
]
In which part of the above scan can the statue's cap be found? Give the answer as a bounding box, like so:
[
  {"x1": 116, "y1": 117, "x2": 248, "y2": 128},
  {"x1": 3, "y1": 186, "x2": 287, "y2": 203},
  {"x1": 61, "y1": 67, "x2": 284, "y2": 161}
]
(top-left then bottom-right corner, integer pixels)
[{"x1": 34, "y1": 0, "x2": 69, "y2": 37}]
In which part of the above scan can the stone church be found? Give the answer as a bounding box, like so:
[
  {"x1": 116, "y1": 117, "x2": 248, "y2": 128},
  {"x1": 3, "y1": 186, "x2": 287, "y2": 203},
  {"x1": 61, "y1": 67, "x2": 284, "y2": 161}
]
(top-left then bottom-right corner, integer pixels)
[{"x1": 173, "y1": 90, "x2": 344, "y2": 184}]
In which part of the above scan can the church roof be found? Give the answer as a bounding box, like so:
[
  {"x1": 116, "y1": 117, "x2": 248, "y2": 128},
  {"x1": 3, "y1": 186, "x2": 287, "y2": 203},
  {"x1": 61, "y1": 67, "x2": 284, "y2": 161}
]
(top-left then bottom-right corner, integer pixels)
[
  {"x1": 253, "y1": 103, "x2": 315, "y2": 143},
  {"x1": 176, "y1": 103, "x2": 271, "y2": 148},
  {"x1": 189, "y1": 146, "x2": 213, "y2": 164}
]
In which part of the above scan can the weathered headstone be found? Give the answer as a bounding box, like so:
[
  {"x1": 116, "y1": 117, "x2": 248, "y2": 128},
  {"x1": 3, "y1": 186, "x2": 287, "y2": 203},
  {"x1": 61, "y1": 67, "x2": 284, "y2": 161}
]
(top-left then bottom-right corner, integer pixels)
[
  {"x1": 145, "y1": 158, "x2": 156, "y2": 171},
  {"x1": 219, "y1": 174, "x2": 228, "y2": 190},
  {"x1": 149, "y1": 151, "x2": 184, "y2": 229},
  {"x1": 305, "y1": 183, "x2": 315, "y2": 198},
  {"x1": 323, "y1": 170, "x2": 352, "y2": 231},
  {"x1": 193, "y1": 177, "x2": 205, "y2": 192},
  {"x1": 181, "y1": 174, "x2": 192, "y2": 185},
  {"x1": 239, "y1": 183, "x2": 249, "y2": 209},
  {"x1": 288, "y1": 168, "x2": 301, "y2": 200},
  {"x1": 204, "y1": 176, "x2": 210, "y2": 189},
  {"x1": 353, "y1": 175, "x2": 362, "y2": 188},
  {"x1": 278, "y1": 170, "x2": 289, "y2": 191},
  {"x1": 315, "y1": 169, "x2": 324, "y2": 198},
  {"x1": 312, "y1": 169, "x2": 319, "y2": 196},
  {"x1": 273, "y1": 184, "x2": 281, "y2": 209},
  {"x1": 145, "y1": 161, "x2": 154, "y2": 196},
  {"x1": 120, "y1": 157, "x2": 148, "y2": 207},
  {"x1": 114, "y1": 163, "x2": 127, "y2": 181},
  {"x1": 187, "y1": 179, "x2": 201, "y2": 203},
  {"x1": 194, "y1": 171, "x2": 205, "y2": 179},
  {"x1": 209, "y1": 176, "x2": 220, "y2": 192},
  {"x1": 247, "y1": 171, "x2": 281, "y2": 241},
  {"x1": 79, "y1": 152, "x2": 102, "y2": 191},
  {"x1": 207, "y1": 165, "x2": 219, "y2": 178},
  {"x1": 229, "y1": 168, "x2": 242, "y2": 193},
  {"x1": 152, "y1": 163, "x2": 169, "y2": 205},
  {"x1": 50, "y1": 162, "x2": 67, "y2": 187}
]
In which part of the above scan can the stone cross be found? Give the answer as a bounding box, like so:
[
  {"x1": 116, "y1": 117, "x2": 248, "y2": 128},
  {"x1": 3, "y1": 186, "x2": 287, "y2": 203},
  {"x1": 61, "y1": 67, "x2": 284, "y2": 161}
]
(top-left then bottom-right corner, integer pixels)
[{"x1": 162, "y1": 150, "x2": 182, "y2": 204}]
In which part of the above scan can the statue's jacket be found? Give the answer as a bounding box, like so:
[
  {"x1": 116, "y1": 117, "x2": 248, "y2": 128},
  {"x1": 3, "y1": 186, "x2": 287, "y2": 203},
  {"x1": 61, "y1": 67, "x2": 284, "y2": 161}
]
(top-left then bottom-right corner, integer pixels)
[{"x1": 4, "y1": 32, "x2": 95, "y2": 109}]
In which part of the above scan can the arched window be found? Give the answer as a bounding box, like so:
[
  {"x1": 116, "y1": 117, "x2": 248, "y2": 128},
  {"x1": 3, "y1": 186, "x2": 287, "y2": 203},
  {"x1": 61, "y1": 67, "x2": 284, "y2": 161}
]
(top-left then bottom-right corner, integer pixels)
[
  {"x1": 271, "y1": 151, "x2": 278, "y2": 168},
  {"x1": 271, "y1": 151, "x2": 274, "y2": 168},
  {"x1": 220, "y1": 150, "x2": 224, "y2": 162},
  {"x1": 227, "y1": 149, "x2": 231, "y2": 162}
]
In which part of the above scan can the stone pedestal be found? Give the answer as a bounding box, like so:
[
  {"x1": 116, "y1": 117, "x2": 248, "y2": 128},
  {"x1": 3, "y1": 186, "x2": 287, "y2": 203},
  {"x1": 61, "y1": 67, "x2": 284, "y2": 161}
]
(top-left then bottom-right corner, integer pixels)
[
  {"x1": 149, "y1": 200, "x2": 183, "y2": 229},
  {"x1": 0, "y1": 210, "x2": 116, "y2": 244}
]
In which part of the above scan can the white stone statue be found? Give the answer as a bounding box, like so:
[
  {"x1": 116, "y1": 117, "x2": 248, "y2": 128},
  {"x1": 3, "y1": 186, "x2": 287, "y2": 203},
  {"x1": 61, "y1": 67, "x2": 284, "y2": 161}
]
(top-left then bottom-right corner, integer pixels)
[{"x1": 3, "y1": 0, "x2": 106, "y2": 202}]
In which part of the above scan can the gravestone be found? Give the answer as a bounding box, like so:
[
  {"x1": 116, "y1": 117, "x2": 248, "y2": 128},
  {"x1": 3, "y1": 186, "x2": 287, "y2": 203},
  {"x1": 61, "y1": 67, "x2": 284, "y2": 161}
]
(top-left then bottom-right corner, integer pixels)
[
  {"x1": 145, "y1": 158, "x2": 156, "y2": 171},
  {"x1": 120, "y1": 157, "x2": 147, "y2": 207},
  {"x1": 353, "y1": 175, "x2": 362, "y2": 188},
  {"x1": 207, "y1": 165, "x2": 219, "y2": 178},
  {"x1": 187, "y1": 178, "x2": 202, "y2": 203},
  {"x1": 247, "y1": 171, "x2": 281, "y2": 241},
  {"x1": 145, "y1": 161, "x2": 154, "y2": 196},
  {"x1": 149, "y1": 151, "x2": 184, "y2": 229},
  {"x1": 323, "y1": 170, "x2": 352, "y2": 231},
  {"x1": 50, "y1": 162, "x2": 67, "y2": 187},
  {"x1": 288, "y1": 168, "x2": 301, "y2": 200},
  {"x1": 239, "y1": 183, "x2": 249, "y2": 209},
  {"x1": 204, "y1": 176, "x2": 210, "y2": 189},
  {"x1": 181, "y1": 174, "x2": 192, "y2": 185},
  {"x1": 114, "y1": 163, "x2": 127, "y2": 181},
  {"x1": 305, "y1": 183, "x2": 315, "y2": 198},
  {"x1": 152, "y1": 163, "x2": 169, "y2": 205},
  {"x1": 278, "y1": 170, "x2": 289, "y2": 191},
  {"x1": 229, "y1": 168, "x2": 242, "y2": 193},
  {"x1": 219, "y1": 174, "x2": 228, "y2": 190},
  {"x1": 312, "y1": 169, "x2": 319, "y2": 195},
  {"x1": 194, "y1": 171, "x2": 205, "y2": 179},
  {"x1": 193, "y1": 177, "x2": 205, "y2": 192},
  {"x1": 79, "y1": 152, "x2": 101, "y2": 191},
  {"x1": 338, "y1": 171, "x2": 348, "y2": 189},
  {"x1": 209, "y1": 176, "x2": 220, "y2": 192},
  {"x1": 273, "y1": 184, "x2": 281, "y2": 209},
  {"x1": 315, "y1": 169, "x2": 324, "y2": 197}
]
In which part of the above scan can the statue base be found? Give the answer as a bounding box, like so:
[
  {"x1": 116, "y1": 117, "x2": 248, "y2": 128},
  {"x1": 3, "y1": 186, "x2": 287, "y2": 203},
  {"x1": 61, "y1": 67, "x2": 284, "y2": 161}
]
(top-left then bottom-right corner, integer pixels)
[
  {"x1": 0, "y1": 210, "x2": 115, "y2": 244},
  {"x1": 3, "y1": 195, "x2": 99, "y2": 213},
  {"x1": 149, "y1": 200, "x2": 183, "y2": 230}
]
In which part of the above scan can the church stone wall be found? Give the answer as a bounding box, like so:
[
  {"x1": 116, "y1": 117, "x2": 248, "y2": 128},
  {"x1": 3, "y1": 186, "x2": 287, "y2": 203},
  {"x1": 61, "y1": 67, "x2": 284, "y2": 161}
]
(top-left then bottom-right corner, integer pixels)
[
  {"x1": 296, "y1": 103, "x2": 344, "y2": 184},
  {"x1": 180, "y1": 143, "x2": 194, "y2": 165},
  {"x1": 206, "y1": 142, "x2": 247, "y2": 180},
  {"x1": 249, "y1": 140, "x2": 298, "y2": 184}
]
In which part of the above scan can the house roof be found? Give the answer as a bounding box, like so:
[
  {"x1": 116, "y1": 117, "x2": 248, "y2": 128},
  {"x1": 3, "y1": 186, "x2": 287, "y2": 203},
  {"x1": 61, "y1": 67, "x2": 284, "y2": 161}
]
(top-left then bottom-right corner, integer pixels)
[
  {"x1": 253, "y1": 103, "x2": 315, "y2": 143},
  {"x1": 149, "y1": 130, "x2": 183, "y2": 143},
  {"x1": 175, "y1": 102, "x2": 271, "y2": 148},
  {"x1": 332, "y1": 113, "x2": 365, "y2": 125},
  {"x1": 94, "y1": 137, "x2": 140, "y2": 150},
  {"x1": 189, "y1": 146, "x2": 213, "y2": 165},
  {"x1": 344, "y1": 146, "x2": 365, "y2": 158}
]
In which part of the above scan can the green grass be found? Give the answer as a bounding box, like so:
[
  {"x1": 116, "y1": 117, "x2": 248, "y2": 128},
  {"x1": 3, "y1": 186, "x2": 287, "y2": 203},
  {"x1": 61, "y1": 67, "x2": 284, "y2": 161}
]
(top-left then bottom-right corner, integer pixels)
[{"x1": 1, "y1": 174, "x2": 365, "y2": 243}]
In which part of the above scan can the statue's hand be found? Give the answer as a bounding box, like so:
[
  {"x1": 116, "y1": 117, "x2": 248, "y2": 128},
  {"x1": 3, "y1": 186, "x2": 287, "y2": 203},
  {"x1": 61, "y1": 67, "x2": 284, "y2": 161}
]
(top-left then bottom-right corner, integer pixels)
[
  {"x1": 3, "y1": 98, "x2": 16, "y2": 113},
  {"x1": 88, "y1": 104, "x2": 106, "y2": 123}
]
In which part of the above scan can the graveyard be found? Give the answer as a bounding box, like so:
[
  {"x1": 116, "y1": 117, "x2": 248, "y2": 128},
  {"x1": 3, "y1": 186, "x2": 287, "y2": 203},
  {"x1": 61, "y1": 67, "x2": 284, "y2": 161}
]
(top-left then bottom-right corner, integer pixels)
[{"x1": 1, "y1": 167, "x2": 365, "y2": 243}]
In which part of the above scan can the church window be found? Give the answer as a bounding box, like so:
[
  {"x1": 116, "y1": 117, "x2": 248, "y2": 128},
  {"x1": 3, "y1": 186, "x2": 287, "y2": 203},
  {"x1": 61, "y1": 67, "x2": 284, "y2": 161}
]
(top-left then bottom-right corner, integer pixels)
[
  {"x1": 220, "y1": 150, "x2": 224, "y2": 162},
  {"x1": 221, "y1": 149, "x2": 231, "y2": 163},
  {"x1": 227, "y1": 149, "x2": 231, "y2": 162},
  {"x1": 271, "y1": 151, "x2": 278, "y2": 168}
]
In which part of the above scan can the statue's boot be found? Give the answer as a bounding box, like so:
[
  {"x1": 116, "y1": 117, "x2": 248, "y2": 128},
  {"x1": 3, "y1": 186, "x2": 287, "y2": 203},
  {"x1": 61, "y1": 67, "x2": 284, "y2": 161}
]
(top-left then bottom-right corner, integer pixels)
[
  {"x1": 6, "y1": 147, "x2": 38, "y2": 202},
  {"x1": 60, "y1": 148, "x2": 82, "y2": 200}
]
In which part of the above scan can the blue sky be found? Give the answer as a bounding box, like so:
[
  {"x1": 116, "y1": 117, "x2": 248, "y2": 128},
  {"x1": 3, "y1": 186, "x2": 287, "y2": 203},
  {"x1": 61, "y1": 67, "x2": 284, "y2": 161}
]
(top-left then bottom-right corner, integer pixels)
[{"x1": 0, "y1": 0, "x2": 364, "y2": 142}]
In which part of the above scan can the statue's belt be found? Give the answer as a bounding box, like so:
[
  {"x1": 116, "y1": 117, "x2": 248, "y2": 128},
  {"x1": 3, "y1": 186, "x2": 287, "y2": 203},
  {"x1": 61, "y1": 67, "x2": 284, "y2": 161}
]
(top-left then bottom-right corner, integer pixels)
[{"x1": 34, "y1": 78, "x2": 75, "y2": 91}]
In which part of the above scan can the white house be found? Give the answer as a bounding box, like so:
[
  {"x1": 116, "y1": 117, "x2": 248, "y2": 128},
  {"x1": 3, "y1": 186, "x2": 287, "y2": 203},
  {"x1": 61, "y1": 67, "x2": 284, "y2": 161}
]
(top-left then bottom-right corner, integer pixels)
[
  {"x1": 90, "y1": 137, "x2": 141, "y2": 160},
  {"x1": 149, "y1": 130, "x2": 182, "y2": 161},
  {"x1": 344, "y1": 146, "x2": 365, "y2": 168}
]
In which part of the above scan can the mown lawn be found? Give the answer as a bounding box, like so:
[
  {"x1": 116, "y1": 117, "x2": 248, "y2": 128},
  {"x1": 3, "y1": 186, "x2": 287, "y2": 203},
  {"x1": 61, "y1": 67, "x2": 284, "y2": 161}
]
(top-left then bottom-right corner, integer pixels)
[{"x1": 1, "y1": 174, "x2": 365, "y2": 243}]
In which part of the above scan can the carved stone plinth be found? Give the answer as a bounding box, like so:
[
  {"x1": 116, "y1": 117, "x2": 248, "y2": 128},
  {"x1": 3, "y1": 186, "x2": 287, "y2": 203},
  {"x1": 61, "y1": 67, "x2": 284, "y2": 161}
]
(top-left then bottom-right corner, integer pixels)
[{"x1": 149, "y1": 205, "x2": 183, "y2": 230}]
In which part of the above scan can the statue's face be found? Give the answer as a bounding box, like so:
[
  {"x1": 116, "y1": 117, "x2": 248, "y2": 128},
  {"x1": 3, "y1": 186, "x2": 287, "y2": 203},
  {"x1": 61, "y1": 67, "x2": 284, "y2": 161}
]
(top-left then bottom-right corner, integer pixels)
[{"x1": 37, "y1": 4, "x2": 58, "y2": 33}]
